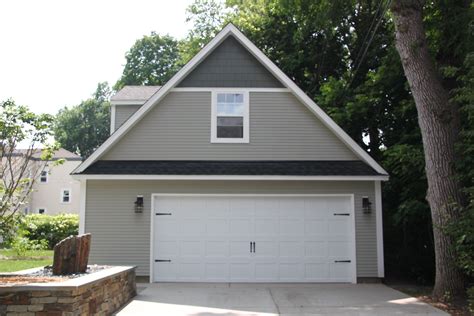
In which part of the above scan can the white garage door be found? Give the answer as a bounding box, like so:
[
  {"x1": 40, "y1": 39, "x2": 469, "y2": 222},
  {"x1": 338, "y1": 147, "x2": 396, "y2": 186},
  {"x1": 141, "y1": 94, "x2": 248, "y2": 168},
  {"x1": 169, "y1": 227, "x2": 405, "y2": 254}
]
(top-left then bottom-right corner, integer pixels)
[{"x1": 152, "y1": 195, "x2": 355, "y2": 283}]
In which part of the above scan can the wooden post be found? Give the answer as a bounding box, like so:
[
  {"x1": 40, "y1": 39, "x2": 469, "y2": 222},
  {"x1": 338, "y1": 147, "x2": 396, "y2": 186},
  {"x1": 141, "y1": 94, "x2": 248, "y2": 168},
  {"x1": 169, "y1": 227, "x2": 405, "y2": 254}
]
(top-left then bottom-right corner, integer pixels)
[{"x1": 53, "y1": 234, "x2": 91, "y2": 275}]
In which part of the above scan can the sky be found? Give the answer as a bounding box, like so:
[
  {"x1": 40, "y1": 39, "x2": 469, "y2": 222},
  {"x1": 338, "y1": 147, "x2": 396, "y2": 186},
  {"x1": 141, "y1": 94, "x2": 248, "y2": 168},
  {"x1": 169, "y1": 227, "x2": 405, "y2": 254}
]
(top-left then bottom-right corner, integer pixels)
[{"x1": 0, "y1": 0, "x2": 193, "y2": 115}]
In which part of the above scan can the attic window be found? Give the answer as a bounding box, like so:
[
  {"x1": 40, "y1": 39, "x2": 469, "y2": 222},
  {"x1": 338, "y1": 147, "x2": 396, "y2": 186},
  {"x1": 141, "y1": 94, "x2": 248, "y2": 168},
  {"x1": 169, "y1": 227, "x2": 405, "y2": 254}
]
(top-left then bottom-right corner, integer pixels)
[{"x1": 211, "y1": 91, "x2": 249, "y2": 143}]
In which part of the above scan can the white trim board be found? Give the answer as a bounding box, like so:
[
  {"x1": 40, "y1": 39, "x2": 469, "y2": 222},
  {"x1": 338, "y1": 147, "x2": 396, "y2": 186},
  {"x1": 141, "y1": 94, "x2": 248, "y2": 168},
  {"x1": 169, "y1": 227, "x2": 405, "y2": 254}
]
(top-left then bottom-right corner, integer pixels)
[
  {"x1": 110, "y1": 104, "x2": 116, "y2": 134},
  {"x1": 79, "y1": 180, "x2": 86, "y2": 235},
  {"x1": 72, "y1": 174, "x2": 389, "y2": 181},
  {"x1": 149, "y1": 193, "x2": 357, "y2": 284},
  {"x1": 73, "y1": 24, "x2": 388, "y2": 176}
]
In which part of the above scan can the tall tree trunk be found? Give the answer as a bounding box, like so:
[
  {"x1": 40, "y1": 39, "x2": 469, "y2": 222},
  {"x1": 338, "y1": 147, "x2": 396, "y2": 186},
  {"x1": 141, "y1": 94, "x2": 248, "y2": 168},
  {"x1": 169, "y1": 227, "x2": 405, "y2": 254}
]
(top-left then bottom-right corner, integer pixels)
[{"x1": 390, "y1": 0, "x2": 465, "y2": 300}]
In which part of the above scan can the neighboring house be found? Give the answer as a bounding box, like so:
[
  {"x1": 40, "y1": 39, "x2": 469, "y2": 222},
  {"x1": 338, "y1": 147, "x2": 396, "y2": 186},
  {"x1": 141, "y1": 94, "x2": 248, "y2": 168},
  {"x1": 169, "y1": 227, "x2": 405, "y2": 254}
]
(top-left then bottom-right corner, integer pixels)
[
  {"x1": 27, "y1": 148, "x2": 82, "y2": 215},
  {"x1": 72, "y1": 24, "x2": 389, "y2": 283}
]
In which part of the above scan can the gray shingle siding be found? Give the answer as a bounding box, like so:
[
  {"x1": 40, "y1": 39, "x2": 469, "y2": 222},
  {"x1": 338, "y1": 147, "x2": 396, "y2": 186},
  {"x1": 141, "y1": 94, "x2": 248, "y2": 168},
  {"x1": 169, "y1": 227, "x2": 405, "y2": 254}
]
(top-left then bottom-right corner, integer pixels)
[
  {"x1": 85, "y1": 180, "x2": 377, "y2": 277},
  {"x1": 177, "y1": 36, "x2": 283, "y2": 88},
  {"x1": 103, "y1": 91, "x2": 358, "y2": 160}
]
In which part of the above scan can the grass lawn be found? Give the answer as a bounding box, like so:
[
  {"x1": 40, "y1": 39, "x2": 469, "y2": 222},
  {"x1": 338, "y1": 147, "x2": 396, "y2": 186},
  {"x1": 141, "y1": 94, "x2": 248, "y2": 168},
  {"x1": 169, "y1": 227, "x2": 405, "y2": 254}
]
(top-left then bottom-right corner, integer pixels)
[{"x1": 0, "y1": 249, "x2": 53, "y2": 273}]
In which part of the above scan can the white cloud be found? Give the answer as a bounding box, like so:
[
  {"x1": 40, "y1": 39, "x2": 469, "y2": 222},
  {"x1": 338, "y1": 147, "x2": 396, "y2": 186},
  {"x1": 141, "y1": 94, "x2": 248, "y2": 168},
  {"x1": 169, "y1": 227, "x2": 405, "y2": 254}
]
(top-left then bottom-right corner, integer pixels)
[{"x1": 0, "y1": 0, "x2": 193, "y2": 114}]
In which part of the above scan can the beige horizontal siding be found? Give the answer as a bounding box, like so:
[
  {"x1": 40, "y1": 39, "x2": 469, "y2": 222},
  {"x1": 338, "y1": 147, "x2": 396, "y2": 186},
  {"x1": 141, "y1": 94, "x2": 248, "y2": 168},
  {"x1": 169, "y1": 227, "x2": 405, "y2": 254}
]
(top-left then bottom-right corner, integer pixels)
[
  {"x1": 85, "y1": 180, "x2": 376, "y2": 277},
  {"x1": 103, "y1": 92, "x2": 358, "y2": 160}
]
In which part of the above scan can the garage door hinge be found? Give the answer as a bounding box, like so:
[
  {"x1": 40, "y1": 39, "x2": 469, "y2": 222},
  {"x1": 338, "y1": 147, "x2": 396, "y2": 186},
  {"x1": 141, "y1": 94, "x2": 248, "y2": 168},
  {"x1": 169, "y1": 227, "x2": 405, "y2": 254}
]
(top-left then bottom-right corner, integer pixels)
[
  {"x1": 334, "y1": 260, "x2": 351, "y2": 263},
  {"x1": 155, "y1": 259, "x2": 172, "y2": 262},
  {"x1": 155, "y1": 213, "x2": 172, "y2": 215},
  {"x1": 333, "y1": 213, "x2": 350, "y2": 216}
]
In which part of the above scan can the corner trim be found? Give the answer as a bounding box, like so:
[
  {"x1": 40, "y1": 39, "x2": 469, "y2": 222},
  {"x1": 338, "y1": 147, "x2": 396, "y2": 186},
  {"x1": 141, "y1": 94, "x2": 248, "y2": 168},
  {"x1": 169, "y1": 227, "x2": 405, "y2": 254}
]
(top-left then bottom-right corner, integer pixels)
[
  {"x1": 79, "y1": 180, "x2": 86, "y2": 235},
  {"x1": 110, "y1": 105, "x2": 116, "y2": 134},
  {"x1": 375, "y1": 180, "x2": 385, "y2": 278}
]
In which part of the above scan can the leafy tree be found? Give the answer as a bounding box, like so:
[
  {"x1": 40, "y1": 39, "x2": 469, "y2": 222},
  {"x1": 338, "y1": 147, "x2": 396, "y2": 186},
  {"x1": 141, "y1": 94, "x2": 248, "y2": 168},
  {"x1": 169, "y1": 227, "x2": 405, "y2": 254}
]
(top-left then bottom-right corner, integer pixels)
[
  {"x1": 54, "y1": 83, "x2": 111, "y2": 158},
  {"x1": 179, "y1": 0, "x2": 231, "y2": 64},
  {"x1": 0, "y1": 100, "x2": 57, "y2": 235},
  {"x1": 115, "y1": 33, "x2": 180, "y2": 89}
]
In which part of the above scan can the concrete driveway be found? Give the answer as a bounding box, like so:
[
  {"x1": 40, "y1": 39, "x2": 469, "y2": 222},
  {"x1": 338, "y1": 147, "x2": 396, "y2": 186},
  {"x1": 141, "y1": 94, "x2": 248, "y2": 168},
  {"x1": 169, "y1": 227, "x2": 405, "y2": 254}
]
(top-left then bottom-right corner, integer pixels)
[{"x1": 116, "y1": 283, "x2": 447, "y2": 316}]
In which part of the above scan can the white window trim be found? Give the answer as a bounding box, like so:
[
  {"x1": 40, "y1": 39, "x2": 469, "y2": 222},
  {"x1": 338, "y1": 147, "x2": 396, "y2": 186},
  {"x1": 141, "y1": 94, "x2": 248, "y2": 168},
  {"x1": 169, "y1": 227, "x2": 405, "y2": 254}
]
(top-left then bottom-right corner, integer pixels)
[
  {"x1": 211, "y1": 90, "x2": 249, "y2": 143},
  {"x1": 40, "y1": 170, "x2": 48, "y2": 184},
  {"x1": 61, "y1": 188, "x2": 72, "y2": 204}
]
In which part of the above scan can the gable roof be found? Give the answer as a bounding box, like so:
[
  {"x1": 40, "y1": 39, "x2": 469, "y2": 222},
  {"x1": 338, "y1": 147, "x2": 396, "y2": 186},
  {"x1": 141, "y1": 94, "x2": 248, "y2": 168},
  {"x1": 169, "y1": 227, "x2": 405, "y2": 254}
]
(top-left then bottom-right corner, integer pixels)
[{"x1": 74, "y1": 24, "x2": 388, "y2": 176}]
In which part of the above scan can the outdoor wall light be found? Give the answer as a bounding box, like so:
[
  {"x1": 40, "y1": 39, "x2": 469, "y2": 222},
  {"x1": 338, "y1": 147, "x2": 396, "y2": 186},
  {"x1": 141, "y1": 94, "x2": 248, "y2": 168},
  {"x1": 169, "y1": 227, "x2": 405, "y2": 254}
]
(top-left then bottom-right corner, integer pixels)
[
  {"x1": 362, "y1": 196, "x2": 372, "y2": 214},
  {"x1": 134, "y1": 195, "x2": 144, "y2": 213}
]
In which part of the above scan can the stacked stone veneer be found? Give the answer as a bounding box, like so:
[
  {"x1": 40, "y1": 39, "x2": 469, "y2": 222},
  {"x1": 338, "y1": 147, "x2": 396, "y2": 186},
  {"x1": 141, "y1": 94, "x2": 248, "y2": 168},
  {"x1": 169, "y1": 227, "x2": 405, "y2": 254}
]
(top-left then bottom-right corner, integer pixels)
[{"x1": 0, "y1": 266, "x2": 136, "y2": 316}]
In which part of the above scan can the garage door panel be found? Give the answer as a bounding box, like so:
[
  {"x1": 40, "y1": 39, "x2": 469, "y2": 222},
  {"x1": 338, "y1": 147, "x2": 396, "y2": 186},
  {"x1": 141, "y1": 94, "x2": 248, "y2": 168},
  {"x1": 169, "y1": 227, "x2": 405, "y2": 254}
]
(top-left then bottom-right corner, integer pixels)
[
  {"x1": 305, "y1": 263, "x2": 329, "y2": 280},
  {"x1": 180, "y1": 241, "x2": 202, "y2": 257},
  {"x1": 279, "y1": 241, "x2": 303, "y2": 257},
  {"x1": 153, "y1": 195, "x2": 354, "y2": 283},
  {"x1": 255, "y1": 263, "x2": 278, "y2": 281},
  {"x1": 230, "y1": 263, "x2": 254, "y2": 281},
  {"x1": 206, "y1": 219, "x2": 229, "y2": 235},
  {"x1": 280, "y1": 220, "x2": 304, "y2": 236},
  {"x1": 255, "y1": 219, "x2": 278, "y2": 236},
  {"x1": 230, "y1": 199, "x2": 255, "y2": 218},
  {"x1": 253, "y1": 240, "x2": 278, "y2": 257},
  {"x1": 279, "y1": 263, "x2": 303, "y2": 280},
  {"x1": 304, "y1": 220, "x2": 327, "y2": 236},
  {"x1": 206, "y1": 263, "x2": 228, "y2": 280},
  {"x1": 230, "y1": 241, "x2": 252, "y2": 257},
  {"x1": 205, "y1": 241, "x2": 229, "y2": 257},
  {"x1": 254, "y1": 198, "x2": 279, "y2": 217},
  {"x1": 304, "y1": 241, "x2": 328, "y2": 257},
  {"x1": 230, "y1": 219, "x2": 253, "y2": 235}
]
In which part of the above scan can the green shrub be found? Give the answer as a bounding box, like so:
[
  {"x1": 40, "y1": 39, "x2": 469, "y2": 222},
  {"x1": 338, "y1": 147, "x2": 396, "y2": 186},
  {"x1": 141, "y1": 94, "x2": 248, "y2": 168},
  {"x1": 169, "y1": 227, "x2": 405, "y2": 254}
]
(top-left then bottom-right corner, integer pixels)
[
  {"x1": 20, "y1": 214, "x2": 79, "y2": 249},
  {"x1": 10, "y1": 235, "x2": 48, "y2": 257}
]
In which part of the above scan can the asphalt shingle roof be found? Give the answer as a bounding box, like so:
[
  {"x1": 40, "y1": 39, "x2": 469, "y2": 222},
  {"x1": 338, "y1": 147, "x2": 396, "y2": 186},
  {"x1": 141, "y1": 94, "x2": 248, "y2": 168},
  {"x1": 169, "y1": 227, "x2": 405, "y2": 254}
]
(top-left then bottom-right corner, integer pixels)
[
  {"x1": 78, "y1": 160, "x2": 382, "y2": 176},
  {"x1": 111, "y1": 86, "x2": 161, "y2": 101}
]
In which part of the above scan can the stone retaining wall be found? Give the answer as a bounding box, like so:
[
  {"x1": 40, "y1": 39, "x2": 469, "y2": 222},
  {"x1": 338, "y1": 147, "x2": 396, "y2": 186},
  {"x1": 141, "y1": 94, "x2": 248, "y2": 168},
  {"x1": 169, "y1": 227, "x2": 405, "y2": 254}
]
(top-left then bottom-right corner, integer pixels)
[{"x1": 0, "y1": 266, "x2": 136, "y2": 316}]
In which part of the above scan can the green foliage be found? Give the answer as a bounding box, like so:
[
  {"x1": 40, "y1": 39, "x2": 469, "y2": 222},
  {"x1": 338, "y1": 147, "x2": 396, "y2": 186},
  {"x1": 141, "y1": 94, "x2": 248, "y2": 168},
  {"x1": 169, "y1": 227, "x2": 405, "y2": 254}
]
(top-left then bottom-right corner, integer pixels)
[
  {"x1": 20, "y1": 214, "x2": 79, "y2": 249},
  {"x1": 179, "y1": 0, "x2": 231, "y2": 64},
  {"x1": 54, "y1": 83, "x2": 111, "y2": 158},
  {"x1": 115, "y1": 33, "x2": 180, "y2": 89},
  {"x1": 10, "y1": 235, "x2": 48, "y2": 257}
]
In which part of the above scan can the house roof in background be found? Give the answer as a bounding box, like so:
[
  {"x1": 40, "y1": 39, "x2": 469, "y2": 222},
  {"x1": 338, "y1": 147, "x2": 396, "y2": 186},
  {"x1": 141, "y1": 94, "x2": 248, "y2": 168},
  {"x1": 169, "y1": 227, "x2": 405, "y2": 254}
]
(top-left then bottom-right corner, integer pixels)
[
  {"x1": 80, "y1": 160, "x2": 383, "y2": 176},
  {"x1": 11, "y1": 148, "x2": 82, "y2": 161},
  {"x1": 111, "y1": 86, "x2": 161, "y2": 104}
]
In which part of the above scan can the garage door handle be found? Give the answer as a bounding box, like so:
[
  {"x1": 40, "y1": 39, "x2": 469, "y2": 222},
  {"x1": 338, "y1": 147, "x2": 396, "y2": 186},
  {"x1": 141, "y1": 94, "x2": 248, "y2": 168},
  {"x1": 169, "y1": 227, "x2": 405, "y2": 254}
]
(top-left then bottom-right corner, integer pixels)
[
  {"x1": 333, "y1": 213, "x2": 350, "y2": 216},
  {"x1": 156, "y1": 213, "x2": 172, "y2": 216},
  {"x1": 155, "y1": 259, "x2": 171, "y2": 262},
  {"x1": 334, "y1": 260, "x2": 351, "y2": 263}
]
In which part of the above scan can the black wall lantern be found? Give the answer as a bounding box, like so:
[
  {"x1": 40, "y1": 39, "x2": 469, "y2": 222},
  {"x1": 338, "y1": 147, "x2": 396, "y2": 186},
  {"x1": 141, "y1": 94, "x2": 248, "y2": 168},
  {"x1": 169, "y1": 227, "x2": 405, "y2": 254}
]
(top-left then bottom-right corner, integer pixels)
[
  {"x1": 362, "y1": 196, "x2": 372, "y2": 214},
  {"x1": 134, "y1": 195, "x2": 144, "y2": 213}
]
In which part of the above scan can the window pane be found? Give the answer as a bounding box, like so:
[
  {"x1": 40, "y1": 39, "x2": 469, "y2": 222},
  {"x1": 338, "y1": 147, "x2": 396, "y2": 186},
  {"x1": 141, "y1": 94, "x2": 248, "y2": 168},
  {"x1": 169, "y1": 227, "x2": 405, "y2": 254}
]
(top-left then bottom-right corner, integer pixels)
[
  {"x1": 217, "y1": 116, "x2": 243, "y2": 126},
  {"x1": 217, "y1": 93, "x2": 226, "y2": 103},
  {"x1": 217, "y1": 116, "x2": 243, "y2": 138},
  {"x1": 235, "y1": 94, "x2": 243, "y2": 103},
  {"x1": 225, "y1": 94, "x2": 235, "y2": 103},
  {"x1": 217, "y1": 126, "x2": 243, "y2": 138}
]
